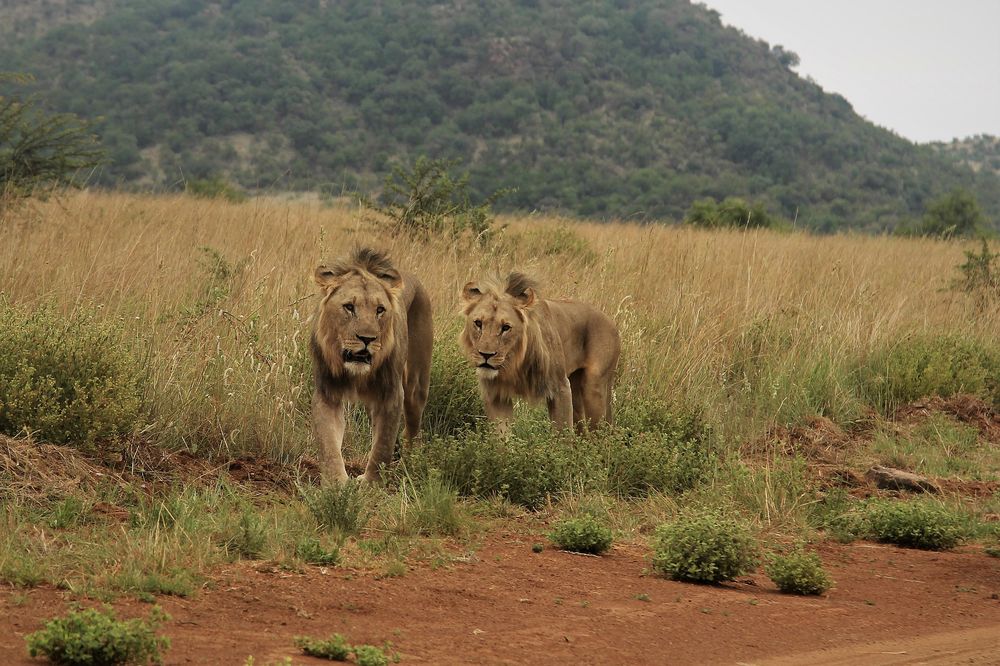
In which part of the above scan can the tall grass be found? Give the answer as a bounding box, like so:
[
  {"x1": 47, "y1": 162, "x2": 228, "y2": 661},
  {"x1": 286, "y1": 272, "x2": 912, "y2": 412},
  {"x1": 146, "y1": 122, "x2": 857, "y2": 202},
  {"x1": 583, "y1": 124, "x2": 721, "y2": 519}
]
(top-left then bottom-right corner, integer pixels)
[{"x1": 1, "y1": 191, "x2": 996, "y2": 460}]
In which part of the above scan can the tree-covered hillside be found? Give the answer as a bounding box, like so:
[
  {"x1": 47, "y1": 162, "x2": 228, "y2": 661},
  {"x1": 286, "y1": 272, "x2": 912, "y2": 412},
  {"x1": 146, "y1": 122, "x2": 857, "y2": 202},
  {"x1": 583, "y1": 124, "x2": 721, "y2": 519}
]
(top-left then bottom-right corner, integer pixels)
[{"x1": 2, "y1": 0, "x2": 997, "y2": 231}]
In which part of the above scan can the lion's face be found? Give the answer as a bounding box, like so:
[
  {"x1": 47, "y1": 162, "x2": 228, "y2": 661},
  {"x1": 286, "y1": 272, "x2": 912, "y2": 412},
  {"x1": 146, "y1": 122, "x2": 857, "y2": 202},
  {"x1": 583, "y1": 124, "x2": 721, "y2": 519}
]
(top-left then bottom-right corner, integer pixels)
[
  {"x1": 314, "y1": 265, "x2": 401, "y2": 377},
  {"x1": 460, "y1": 277, "x2": 535, "y2": 380}
]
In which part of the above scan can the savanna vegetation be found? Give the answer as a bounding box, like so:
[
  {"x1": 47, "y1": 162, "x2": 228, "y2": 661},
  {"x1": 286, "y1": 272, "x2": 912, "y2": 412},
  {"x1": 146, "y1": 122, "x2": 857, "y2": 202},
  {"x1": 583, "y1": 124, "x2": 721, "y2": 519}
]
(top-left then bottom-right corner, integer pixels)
[{"x1": 1, "y1": 0, "x2": 999, "y2": 231}]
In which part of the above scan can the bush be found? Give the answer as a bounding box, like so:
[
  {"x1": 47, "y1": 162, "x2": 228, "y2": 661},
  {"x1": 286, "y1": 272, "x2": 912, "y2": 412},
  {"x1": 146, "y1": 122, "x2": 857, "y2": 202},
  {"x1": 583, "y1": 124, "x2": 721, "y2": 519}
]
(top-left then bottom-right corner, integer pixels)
[
  {"x1": 421, "y1": 329, "x2": 484, "y2": 438},
  {"x1": 360, "y1": 156, "x2": 509, "y2": 244},
  {"x1": 952, "y1": 238, "x2": 1000, "y2": 309},
  {"x1": 856, "y1": 334, "x2": 1000, "y2": 411},
  {"x1": 300, "y1": 482, "x2": 373, "y2": 535},
  {"x1": 602, "y1": 423, "x2": 714, "y2": 497},
  {"x1": 353, "y1": 645, "x2": 391, "y2": 666},
  {"x1": 398, "y1": 472, "x2": 465, "y2": 536},
  {"x1": 548, "y1": 515, "x2": 613, "y2": 554},
  {"x1": 295, "y1": 634, "x2": 351, "y2": 661},
  {"x1": 765, "y1": 549, "x2": 832, "y2": 595},
  {"x1": 919, "y1": 188, "x2": 984, "y2": 238},
  {"x1": 295, "y1": 537, "x2": 341, "y2": 566},
  {"x1": 863, "y1": 500, "x2": 966, "y2": 550},
  {"x1": 651, "y1": 510, "x2": 758, "y2": 583},
  {"x1": 0, "y1": 298, "x2": 145, "y2": 448},
  {"x1": 220, "y1": 508, "x2": 267, "y2": 560},
  {"x1": 684, "y1": 196, "x2": 774, "y2": 229},
  {"x1": 26, "y1": 605, "x2": 170, "y2": 666},
  {"x1": 184, "y1": 175, "x2": 246, "y2": 203}
]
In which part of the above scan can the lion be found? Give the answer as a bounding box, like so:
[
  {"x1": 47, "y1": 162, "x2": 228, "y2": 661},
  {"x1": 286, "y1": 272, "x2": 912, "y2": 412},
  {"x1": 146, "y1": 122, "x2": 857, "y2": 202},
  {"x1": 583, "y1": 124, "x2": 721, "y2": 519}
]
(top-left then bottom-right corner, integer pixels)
[
  {"x1": 460, "y1": 272, "x2": 620, "y2": 432},
  {"x1": 310, "y1": 247, "x2": 433, "y2": 483}
]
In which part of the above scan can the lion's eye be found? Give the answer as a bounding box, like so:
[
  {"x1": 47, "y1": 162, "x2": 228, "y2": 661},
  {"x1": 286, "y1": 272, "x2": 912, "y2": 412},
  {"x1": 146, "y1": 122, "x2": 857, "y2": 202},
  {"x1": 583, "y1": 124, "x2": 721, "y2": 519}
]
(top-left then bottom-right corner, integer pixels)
[
  {"x1": 474, "y1": 320, "x2": 482, "y2": 329},
  {"x1": 500, "y1": 323, "x2": 512, "y2": 333},
  {"x1": 376, "y1": 305, "x2": 385, "y2": 315},
  {"x1": 343, "y1": 303, "x2": 355, "y2": 314}
]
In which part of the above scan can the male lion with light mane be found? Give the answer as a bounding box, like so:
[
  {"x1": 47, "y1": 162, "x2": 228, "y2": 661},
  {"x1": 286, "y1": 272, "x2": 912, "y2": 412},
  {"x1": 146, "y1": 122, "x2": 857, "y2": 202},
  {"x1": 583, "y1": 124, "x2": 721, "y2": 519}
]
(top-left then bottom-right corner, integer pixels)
[
  {"x1": 311, "y1": 247, "x2": 432, "y2": 483},
  {"x1": 460, "y1": 273, "x2": 620, "y2": 432}
]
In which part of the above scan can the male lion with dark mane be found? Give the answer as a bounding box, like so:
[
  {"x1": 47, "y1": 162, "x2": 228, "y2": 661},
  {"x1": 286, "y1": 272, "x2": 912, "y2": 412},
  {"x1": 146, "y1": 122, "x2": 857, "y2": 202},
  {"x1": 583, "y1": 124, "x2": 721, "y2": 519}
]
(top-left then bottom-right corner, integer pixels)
[
  {"x1": 311, "y1": 247, "x2": 432, "y2": 483},
  {"x1": 460, "y1": 273, "x2": 620, "y2": 432}
]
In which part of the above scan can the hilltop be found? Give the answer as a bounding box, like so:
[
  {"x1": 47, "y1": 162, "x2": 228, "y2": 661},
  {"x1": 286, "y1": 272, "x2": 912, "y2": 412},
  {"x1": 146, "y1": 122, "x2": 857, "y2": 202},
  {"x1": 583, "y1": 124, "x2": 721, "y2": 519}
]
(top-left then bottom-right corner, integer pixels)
[{"x1": 2, "y1": 0, "x2": 998, "y2": 231}]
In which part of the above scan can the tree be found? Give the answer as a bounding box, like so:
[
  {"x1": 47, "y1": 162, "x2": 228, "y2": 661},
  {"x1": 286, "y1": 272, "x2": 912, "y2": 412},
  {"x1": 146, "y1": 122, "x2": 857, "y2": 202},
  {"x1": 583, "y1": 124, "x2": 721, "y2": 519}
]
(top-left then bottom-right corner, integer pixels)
[
  {"x1": 1, "y1": 74, "x2": 104, "y2": 200},
  {"x1": 920, "y1": 188, "x2": 984, "y2": 238}
]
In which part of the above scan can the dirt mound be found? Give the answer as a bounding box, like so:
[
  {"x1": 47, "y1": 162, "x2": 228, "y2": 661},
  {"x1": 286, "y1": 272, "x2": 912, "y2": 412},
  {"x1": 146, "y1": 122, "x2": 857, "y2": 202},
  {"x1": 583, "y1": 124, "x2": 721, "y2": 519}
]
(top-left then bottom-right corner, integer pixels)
[
  {"x1": 0, "y1": 435, "x2": 318, "y2": 503},
  {"x1": 895, "y1": 394, "x2": 1000, "y2": 444}
]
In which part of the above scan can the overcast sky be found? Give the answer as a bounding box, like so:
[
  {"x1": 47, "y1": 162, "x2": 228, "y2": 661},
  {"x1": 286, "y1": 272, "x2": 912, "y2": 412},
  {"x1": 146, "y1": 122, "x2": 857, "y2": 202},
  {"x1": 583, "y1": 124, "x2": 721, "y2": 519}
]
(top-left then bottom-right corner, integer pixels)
[{"x1": 700, "y1": 0, "x2": 1000, "y2": 144}]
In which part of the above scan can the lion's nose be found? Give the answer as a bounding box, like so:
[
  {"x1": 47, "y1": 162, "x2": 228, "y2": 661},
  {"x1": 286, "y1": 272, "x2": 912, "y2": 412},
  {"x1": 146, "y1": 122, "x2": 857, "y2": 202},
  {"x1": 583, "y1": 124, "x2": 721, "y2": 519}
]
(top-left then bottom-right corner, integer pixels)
[
  {"x1": 357, "y1": 334, "x2": 376, "y2": 347},
  {"x1": 479, "y1": 351, "x2": 496, "y2": 361}
]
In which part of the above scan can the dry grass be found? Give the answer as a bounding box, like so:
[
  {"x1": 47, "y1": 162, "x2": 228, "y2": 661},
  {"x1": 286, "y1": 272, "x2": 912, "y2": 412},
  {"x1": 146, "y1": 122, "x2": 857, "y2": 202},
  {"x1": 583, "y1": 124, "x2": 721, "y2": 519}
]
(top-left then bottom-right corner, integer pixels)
[{"x1": 1, "y1": 191, "x2": 996, "y2": 458}]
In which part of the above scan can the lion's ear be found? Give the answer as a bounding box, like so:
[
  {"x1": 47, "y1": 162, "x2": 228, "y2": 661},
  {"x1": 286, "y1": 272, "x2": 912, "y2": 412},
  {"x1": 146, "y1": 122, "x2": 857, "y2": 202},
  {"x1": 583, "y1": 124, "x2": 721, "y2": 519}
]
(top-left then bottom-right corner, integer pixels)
[
  {"x1": 375, "y1": 268, "x2": 403, "y2": 290},
  {"x1": 512, "y1": 286, "x2": 536, "y2": 308},
  {"x1": 314, "y1": 264, "x2": 345, "y2": 290},
  {"x1": 462, "y1": 282, "x2": 484, "y2": 303}
]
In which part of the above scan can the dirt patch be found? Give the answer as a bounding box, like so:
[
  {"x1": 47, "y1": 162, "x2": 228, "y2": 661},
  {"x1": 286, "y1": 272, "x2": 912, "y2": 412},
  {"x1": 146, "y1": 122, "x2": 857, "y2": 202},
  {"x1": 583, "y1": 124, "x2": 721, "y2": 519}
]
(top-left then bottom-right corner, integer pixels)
[{"x1": 2, "y1": 536, "x2": 999, "y2": 665}]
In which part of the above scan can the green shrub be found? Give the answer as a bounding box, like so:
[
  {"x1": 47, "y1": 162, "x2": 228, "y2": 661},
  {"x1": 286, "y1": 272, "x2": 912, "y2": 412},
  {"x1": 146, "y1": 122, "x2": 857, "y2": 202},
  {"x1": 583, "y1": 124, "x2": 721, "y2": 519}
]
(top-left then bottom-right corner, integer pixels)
[
  {"x1": 295, "y1": 634, "x2": 350, "y2": 661},
  {"x1": 651, "y1": 510, "x2": 758, "y2": 583},
  {"x1": 548, "y1": 515, "x2": 613, "y2": 554},
  {"x1": 684, "y1": 196, "x2": 775, "y2": 229},
  {"x1": 863, "y1": 499, "x2": 966, "y2": 550},
  {"x1": 184, "y1": 175, "x2": 246, "y2": 202},
  {"x1": 399, "y1": 472, "x2": 465, "y2": 536},
  {"x1": 421, "y1": 329, "x2": 484, "y2": 438},
  {"x1": 0, "y1": 298, "x2": 145, "y2": 447},
  {"x1": 603, "y1": 426, "x2": 714, "y2": 497},
  {"x1": 220, "y1": 508, "x2": 267, "y2": 560},
  {"x1": 295, "y1": 537, "x2": 341, "y2": 566},
  {"x1": 856, "y1": 334, "x2": 1000, "y2": 411},
  {"x1": 25, "y1": 605, "x2": 170, "y2": 665},
  {"x1": 765, "y1": 549, "x2": 832, "y2": 595},
  {"x1": 360, "y1": 156, "x2": 509, "y2": 244},
  {"x1": 353, "y1": 645, "x2": 391, "y2": 666},
  {"x1": 300, "y1": 482, "x2": 373, "y2": 535}
]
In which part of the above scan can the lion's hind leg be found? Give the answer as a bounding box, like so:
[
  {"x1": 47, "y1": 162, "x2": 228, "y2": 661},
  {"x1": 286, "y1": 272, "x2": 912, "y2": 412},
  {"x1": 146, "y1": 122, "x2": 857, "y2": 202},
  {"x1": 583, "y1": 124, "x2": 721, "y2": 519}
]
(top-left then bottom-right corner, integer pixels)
[
  {"x1": 581, "y1": 369, "x2": 613, "y2": 430},
  {"x1": 569, "y1": 369, "x2": 586, "y2": 433}
]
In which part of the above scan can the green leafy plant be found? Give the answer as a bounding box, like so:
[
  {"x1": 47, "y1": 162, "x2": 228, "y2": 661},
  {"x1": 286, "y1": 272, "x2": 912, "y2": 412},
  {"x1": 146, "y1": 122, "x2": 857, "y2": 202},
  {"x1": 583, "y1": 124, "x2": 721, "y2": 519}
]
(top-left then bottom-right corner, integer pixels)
[
  {"x1": 184, "y1": 175, "x2": 247, "y2": 202},
  {"x1": 548, "y1": 515, "x2": 613, "y2": 555},
  {"x1": 300, "y1": 482, "x2": 372, "y2": 535},
  {"x1": 295, "y1": 634, "x2": 351, "y2": 661},
  {"x1": 360, "y1": 156, "x2": 509, "y2": 244},
  {"x1": 651, "y1": 509, "x2": 758, "y2": 583},
  {"x1": 684, "y1": 196, "x2": 775, "y2": 229},
  {"x1": 765, "y1": 549, "x2": 832, "y2": 595},
  {"x1": 952, "y1": 238, "x2": 1000, "y2": 309},
  {"x1": 25, "y1": 605, "x2": 170, "y2": 665},
  {"x1": 863, "y1": 500, "x2": 967, "y2": 550},
  {"x1": 353, "y1": 645, "x2": 391, "y2": 666},
  {"x1": 295, "y1": 537, "x2": 341, "y2": 566},
  {"x1": 0, "y1": 298, "x2": 145, "y2": 448}
]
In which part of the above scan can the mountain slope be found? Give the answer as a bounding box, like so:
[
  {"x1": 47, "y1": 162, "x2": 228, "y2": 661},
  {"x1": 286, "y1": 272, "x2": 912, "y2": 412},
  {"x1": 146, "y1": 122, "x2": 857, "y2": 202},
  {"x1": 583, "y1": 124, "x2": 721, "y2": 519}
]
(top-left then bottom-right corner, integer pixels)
[{"x1": 2, "y1": 0, "x2": 997, "y2": 231}]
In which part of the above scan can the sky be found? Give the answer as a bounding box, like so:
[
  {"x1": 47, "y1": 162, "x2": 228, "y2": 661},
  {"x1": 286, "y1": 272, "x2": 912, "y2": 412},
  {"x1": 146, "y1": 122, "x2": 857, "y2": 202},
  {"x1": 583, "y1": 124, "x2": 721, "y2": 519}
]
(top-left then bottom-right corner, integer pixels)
[{"x1": 700, "y1": 0, "x2": 1000, "y2": 144}]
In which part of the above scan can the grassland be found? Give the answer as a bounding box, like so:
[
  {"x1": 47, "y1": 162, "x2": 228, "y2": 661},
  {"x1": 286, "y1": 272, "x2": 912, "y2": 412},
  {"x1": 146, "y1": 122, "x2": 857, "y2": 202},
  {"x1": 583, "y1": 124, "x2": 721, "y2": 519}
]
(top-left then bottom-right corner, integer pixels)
[{"x1": 1, "y1": 191, "x2": 998, "y2": 604}]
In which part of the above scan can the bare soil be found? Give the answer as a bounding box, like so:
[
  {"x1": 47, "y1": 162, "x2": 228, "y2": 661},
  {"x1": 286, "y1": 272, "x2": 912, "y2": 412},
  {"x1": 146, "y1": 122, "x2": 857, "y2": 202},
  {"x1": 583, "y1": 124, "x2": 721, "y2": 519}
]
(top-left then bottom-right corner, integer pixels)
[{"x1": 3, "y1": 535, "x2": 999, "y2": 665}]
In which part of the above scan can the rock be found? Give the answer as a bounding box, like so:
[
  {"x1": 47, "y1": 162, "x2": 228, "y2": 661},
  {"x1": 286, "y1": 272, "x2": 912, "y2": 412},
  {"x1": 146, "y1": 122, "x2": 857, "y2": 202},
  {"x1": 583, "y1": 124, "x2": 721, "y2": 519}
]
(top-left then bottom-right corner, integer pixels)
[{"x1": 866, "y1": 465, "x2": 939, "y2": 493}]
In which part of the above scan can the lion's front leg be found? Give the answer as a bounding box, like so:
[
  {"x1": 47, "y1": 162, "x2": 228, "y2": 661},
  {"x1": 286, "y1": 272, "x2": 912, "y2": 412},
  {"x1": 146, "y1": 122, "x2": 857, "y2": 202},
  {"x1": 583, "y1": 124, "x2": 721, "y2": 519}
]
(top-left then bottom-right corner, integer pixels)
[
  {"x1": 360, "y1": 389, "x2": 403, "y2": 482},
  {"x1": 546, "y1": 377, "x2": 574, "y2": 431},
  {"x1": 312, "y1": 393, "x2": 349, "y2": 484}
]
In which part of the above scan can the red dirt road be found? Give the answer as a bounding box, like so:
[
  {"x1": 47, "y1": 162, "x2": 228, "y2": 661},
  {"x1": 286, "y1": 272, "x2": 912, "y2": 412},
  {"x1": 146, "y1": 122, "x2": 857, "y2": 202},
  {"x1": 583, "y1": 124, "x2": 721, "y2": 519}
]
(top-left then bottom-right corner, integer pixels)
[{"x1": 3, "y1": 534, "x2": 999, "y2": 665}]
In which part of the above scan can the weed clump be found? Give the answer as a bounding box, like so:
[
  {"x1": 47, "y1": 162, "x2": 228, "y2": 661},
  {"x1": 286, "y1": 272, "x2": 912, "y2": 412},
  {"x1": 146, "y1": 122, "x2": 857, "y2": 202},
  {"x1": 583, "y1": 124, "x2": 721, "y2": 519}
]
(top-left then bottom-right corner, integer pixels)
[
  {"x1": 301, "y1": 482, "x2": 372, "y2": 535},
  {"x1": 295, "y1": 537, "x2": 341, "y2": 566},
  {"x1": 548, "y1": 515, "x2": 613, "y2": 555},
  {"x1": 765, "y1": 549, "x2": 832, "y2": 595},
  {"x1": 25, "y1": 605, "x2": 170, "y2": 665},
  {"x1": 863, "y1": 499, "x2": 966, "y2": 550},
  {"x1": 0, "y1": 299, "x2": 144, "y2": 448},
  {"x1": 294, "y1": 635, "x2": 393, "y2": 665},
  {"x1": 651, "y1": 510, "x2": 758, "y2": 584},
  {"x1": 856, "y1": 334, "x2": 1000, "y2": 411}
]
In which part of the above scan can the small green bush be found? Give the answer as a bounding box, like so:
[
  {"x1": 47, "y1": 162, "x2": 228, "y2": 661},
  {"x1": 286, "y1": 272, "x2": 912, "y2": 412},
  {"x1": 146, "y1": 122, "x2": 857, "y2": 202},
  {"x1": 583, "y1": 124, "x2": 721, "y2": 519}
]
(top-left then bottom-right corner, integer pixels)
[
  {"x1": 548, "y1": 515, "x2": 613, "y2": 554},
  {"x1": 400, "y1": 472, "x2": 465, "y2": 536},
  {"x1": 353, "y1": 645, "x2": 391, "y2": 666},
  {"x1": 421, "y1": 330, "x2": 484, "y2": 438},
  {"x1": 295, "y1": 537, "x2": 341, "y2": 566},
  {"x1": 684, "y1": 196, "x2": 775, "y2": 229},
  {"x1": 25, "y1": 605, "x2": 170, "y2": 665},
  {"x1": 0, "y1": 298, "x2": 145, "y2": 447},
  {"x1": 220, "y1": 508, "x2": 267, "y2": 560},
  {"x1": 651, "y1": 510, "x2": 758, "y2": 583},
  {"x1": 184, "y1": 175, "x2": 247, "y2": 202},
  {"x1": 863, "y1": 500, "x2": 966, "y2": 550},
  {"x1": 295, "y1": 634, "x2": 350, "y2": 661},
  {"x1": 765, "y1": 549, "x2": 832, "y2": 595},
  {"x1": 855, "y1": 334, "x2": 1000, "y2": 411},
  {"x1": 300, "y1": 482, "x2": 372, "y2": 535}
]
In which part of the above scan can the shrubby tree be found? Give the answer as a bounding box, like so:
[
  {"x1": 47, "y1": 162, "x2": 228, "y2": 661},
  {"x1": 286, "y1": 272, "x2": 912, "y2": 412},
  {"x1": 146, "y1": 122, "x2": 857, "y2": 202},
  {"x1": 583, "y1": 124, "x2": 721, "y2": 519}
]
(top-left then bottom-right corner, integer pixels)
[
  {"x1": 920, "y1": 188, "x2": 984, "y2": 238},
  {"x1": 684, "y1": 196, "x2": 774, "y2": 229},
  {"x1": 0, "y1": 74, "x2": 103, "y2": 200}
]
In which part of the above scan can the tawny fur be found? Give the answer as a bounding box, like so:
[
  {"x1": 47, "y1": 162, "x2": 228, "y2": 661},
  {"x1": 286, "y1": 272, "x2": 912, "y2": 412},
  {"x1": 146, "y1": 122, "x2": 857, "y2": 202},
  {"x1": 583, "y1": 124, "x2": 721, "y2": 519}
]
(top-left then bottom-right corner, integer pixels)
[
  {"x1": 311, "y1": 247, "x2": 433, "y2": 482},
  {"x1": 460, "y1": 272, "x2": 620, "y2": 433}
]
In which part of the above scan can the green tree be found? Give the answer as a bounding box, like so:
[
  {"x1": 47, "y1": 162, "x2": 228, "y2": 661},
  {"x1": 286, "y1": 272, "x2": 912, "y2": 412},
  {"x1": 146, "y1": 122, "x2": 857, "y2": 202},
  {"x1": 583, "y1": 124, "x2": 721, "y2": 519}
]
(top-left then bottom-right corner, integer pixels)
[
  {"x1": 920, "y1": 188, "x2": 984, "y2": 238},
  {"x1": 1, "y1": 74, "x2": 104, "y2": 200}
]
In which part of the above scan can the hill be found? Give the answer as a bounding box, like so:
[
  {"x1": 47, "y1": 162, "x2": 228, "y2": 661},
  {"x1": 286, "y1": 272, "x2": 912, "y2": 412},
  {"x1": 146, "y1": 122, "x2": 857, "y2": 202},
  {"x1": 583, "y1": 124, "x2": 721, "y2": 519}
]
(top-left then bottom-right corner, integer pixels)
[
  {"x1": 2, "y1": 0, "x2": 998, "y2": 231},
  {"x1": 932, "y1": 135, "x2": 1000, "y2": 178}
]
